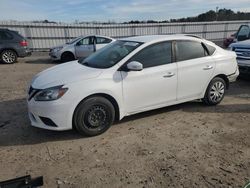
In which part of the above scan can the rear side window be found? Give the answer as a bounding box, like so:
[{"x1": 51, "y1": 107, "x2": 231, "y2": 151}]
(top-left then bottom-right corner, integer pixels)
[
  {"x1": 204, "y1": 43, "x2": 216, "y2": 55},
  {"x1": 96, "y1": 37, "x2": 112, "y2": 44},
  {"x1": 175, "y1": 41, "x2": 207, "y2": 62},
  {"x1": 129, "y1": 42, "x2": 172, "y2": 68},
  {"x1": 0, "y1": 31, "x2": 13, "y2": 40}
]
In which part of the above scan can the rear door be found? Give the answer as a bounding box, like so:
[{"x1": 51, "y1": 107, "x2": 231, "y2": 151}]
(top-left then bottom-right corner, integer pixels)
[
  {"x1": 175, "y1": 40, "x2": 215, "y2": 100},
  {"x1": 75, "y1": 36, "x2": 95, "y2": 58}
]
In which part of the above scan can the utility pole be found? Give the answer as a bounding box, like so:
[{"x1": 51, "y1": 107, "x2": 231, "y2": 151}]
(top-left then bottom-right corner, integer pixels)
[{"x1": 216, "y1": 6, "x2": 219, "y2": 21}]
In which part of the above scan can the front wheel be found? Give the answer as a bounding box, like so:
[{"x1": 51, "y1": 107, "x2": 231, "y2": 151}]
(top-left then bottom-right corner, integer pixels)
[
  {"x1": 203, "y1": 77, "x2": 226, "y2": 105},
  {"x1": 73, "y1": 97, "x2": 115, "y2": 136},
  {"x1": 61, "y1": 52, "x2": 75, "y2": 62}
]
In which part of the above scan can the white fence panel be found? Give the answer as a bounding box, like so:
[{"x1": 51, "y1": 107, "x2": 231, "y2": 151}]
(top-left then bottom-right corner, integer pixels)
[{"x1": 0, "y1": 20, "x2": 250, "y2": 50}]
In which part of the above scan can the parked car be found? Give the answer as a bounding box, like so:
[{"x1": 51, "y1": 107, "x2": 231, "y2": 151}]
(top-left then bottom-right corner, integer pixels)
[
  {"x1": 28, "y1": 35, "x2": 239, "y2": 136},
  {"x1": 0, "y1": 28, "x2": 31, "y2": 64},
  {"x1": 49, "y1": 35, "x2": 115, "y2": 62},
  {"x1": 229, "y1": 39, "x2": 250, "y2": 77}
]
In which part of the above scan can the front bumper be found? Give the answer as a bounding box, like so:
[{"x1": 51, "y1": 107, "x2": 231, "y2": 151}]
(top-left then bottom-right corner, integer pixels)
[
  {"x1": 27, "y1": 98, "x2": 73, "y2": 131},
  {"x1": 227, "y1": 68, "x2": 239, "y2": 83},
  {"x1": 49, "y1": 50, "x2": 61, "y2": 60},
  {"x1": 18, "y1": 48, "x2": 32, "y2": 57},
  {"x1": 237, "y1": 59, "x2": 250, "y2": 75}
]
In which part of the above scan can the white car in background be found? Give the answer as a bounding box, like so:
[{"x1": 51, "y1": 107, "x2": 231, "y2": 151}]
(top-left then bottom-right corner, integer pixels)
[
  {"x1": 49, "y1": 35, "x2": 115, "y2": 62},
  {"x1": 28, "y1": 35, "x2": 239, "y2": 136}
]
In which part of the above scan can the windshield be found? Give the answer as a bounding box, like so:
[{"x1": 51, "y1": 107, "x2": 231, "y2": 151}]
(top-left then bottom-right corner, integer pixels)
[
  {"x1": 79, "y1": 40, "x2": 142, "y2": 68},
  {"x1": 66, "y1": 36, "x2": 82, "y2": 44}
]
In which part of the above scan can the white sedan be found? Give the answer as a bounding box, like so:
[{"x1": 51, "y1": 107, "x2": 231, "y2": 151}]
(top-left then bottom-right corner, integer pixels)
[
  {"x1": 49, "y1": 35, "x2": 115, "y2": 62},
  {"x1": 28, "y1": 35, "x2": 239, "y2": 136}
]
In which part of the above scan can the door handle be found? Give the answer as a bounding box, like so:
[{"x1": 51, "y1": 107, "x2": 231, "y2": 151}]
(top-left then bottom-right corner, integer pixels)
[
  {"x1": 203, "y1": 65, "x2": 213, "y2": 70},
  {"x1": 163, "y1": 72, "x2": 175, "y2": 78}
]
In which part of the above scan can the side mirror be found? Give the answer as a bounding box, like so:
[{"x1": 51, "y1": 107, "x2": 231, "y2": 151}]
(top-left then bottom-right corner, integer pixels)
[{"x1": 126, "y1": 61, "x2": 143, "y2": 71}]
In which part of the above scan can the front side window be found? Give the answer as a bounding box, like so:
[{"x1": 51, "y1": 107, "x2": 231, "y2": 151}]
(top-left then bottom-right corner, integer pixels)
[
  {"x1": 79, "y1": 40, "x2": 142, "y2": 68},
  {"x1": 176, "y1": 41, "x2": 207, "y2": 62},
  {"x1": 129, "y1": 42, "x2": 172, "y2": 68},
  {"x1": 78, "y1": 37, "x2": 90, "y2": 45}
]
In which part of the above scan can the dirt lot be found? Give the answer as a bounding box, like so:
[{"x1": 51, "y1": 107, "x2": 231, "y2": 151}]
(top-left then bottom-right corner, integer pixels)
[{"x1": 0, "y1": 54, "x2": 250, "y2": 188}]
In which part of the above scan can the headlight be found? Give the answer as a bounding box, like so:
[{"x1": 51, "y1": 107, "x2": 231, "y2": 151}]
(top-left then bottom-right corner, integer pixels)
[
  {"x1": 34, "y1": 85, "x2": 68, "y2": 101},
  {"x1": 53, "y1": 46, "x2": 63, "y2": 52}
]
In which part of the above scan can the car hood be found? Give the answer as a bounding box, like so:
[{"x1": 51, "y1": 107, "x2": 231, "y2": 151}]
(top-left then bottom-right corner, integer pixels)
[
  {"x1": 230, "y1": 39, "x2": 250, "y2": 48},
  {"x1": 31, "y1": 60, "x2": 103, "y2": 89}
]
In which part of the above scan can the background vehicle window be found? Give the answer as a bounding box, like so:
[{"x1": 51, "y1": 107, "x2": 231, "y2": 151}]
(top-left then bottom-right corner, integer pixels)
[
  {"x1": 78, "y1": 37, "x2": 90, "y2": 45},
  {"x1": 237, "y1": 25, "x2": 250, "y2": 41},
  {"x1": 129, "y1": 42, "x2": 172, "y2": 68},
  {"x1": 0, "y1": 31, "x2": 13, "y2": 40},
  {"x1": 96, "y1": 37, "x2": 112, "y2": 44},
  {"x1": 238, "y1": 26, "x2": 250, "y2": 37},
  {"x1": 176, "y1": 41, "x2": 206, "y2": 62}
]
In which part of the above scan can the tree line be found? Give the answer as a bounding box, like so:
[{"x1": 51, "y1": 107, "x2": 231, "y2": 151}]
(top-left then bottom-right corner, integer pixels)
[{"x1": 125, "y1": 8, "x2": 250, "y2": 24}]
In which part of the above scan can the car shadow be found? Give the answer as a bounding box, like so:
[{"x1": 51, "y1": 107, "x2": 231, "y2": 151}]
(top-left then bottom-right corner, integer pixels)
[
  {"x1": 24, "y1": 58, "x2": 59, "y2": 64},
  {"x1": 1, "y1": 88, "x2": 250, "y2": 147},
  {"x1": 0, "y1": 98, "x2": 83, "y2": 147}
]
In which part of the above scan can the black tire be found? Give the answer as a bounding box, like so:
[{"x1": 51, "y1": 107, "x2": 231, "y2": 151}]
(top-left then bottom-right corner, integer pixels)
[
  {"x1": 61, "y1": 52, "x2": 75, "y2": 62},
  {"x1": 0, "y1": 49, "x2": 17, "y2": 64},
  {"x1": 203, "y1": 77, "x2": 226, "y2": 106},
  {"x1": 73, "y1": 97, "x2": 115, "y2": 136}
]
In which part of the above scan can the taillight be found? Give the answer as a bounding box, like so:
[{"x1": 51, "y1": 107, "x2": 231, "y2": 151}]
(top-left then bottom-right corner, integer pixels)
[{"x1": 20, "y1": 40, "x2": 28, "y2": 47}]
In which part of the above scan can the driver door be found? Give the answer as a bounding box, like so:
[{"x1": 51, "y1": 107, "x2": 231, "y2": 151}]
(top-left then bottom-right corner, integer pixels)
[
  {"x1": 75, "y1": 36, "x2": 95, "y2": 58},
  {"x1": 120, "y1": 41, "x2": 177, "y2": 114}
]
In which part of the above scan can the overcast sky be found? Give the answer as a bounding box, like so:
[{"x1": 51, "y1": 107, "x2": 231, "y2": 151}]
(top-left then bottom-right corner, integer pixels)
[{"x1": 0, "y1": 0, "x2": 250, "y2": 22}]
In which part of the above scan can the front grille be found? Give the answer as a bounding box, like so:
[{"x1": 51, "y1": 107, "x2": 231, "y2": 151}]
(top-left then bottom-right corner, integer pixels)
[
  {"x1": 239, "y1": 66, "x2": 250, "y2": 74},
  {"x1": 234, "y1": 47, "x2": 250, "y2": 60}
]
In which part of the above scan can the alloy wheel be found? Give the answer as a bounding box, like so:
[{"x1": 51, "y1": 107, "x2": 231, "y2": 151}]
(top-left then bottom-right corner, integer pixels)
[
  {"x1": 209, "y1": 81, "x2": 225, "y2": 103},
  {"x1": 2, "y1": 50, "x2": 16, "y2": 63}
]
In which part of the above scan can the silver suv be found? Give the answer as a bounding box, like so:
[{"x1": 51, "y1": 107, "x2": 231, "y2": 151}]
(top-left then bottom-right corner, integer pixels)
[
  {"x1": 49, "y1": 35, "x2": 115, "y2": 62},
  {"x1": 0, "y1": 28, "x2": 31, "y2": 64}
]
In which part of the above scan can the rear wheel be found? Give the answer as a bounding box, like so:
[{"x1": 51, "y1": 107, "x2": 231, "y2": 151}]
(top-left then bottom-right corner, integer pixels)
[
  {"x1": 73, "y1": 97, "x2": 115, "y2": 136},
  {"x1": 61, "y1": 52, "x2": 75, "y2": 62},
  {"x1": 203, "y1": 77, "x2": 226, "y2": 105},
  {"x1": 1, "y1": 50, "x2": 17, "y2": 64}
]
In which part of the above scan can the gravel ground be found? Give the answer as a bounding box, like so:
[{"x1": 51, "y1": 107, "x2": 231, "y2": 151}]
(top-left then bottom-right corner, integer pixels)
[{"x1": 0, "y1": 54, "x2": 250, "y2": 188}]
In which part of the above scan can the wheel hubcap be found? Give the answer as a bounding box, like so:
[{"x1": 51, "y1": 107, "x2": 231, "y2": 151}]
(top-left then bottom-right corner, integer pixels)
[
  {"x1": 210, "y1": 81, "x2": 225, "y2": 103},
  {"x1": 86, "y1": 105, "x2": 108, "y2": 128},
  {"x1": 2, "y1": 51, "x2": 15, "y2": 63}
]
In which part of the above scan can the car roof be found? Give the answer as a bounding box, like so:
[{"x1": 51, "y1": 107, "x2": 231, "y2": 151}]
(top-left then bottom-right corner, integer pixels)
[
  {"x1": 78, "y1": 35, "x2": 114, "y2": 39},
  {"x1": 0, "y1": 28, "x2": 10, "y2": 31},
  {"x1": 122, "y1": 34, "x2": 203, "y2": 43}
]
